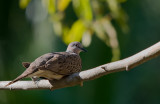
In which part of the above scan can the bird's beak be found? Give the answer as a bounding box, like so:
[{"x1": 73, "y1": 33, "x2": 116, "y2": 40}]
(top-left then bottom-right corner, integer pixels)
[{"x1": 80, "y1": 47, "x2": 87, "y2": 52}]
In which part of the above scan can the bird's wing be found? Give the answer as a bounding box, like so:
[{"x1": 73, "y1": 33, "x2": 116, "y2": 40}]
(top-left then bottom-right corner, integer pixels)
[
  {"x1": 41, "y1": 52, "x2": 69, "y2": 75},
  {"x1": 44, "y1": 52, "x2": 81, "y2": 75}
]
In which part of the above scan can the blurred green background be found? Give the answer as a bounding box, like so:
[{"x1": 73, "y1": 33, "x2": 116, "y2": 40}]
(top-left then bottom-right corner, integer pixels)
[{"x1": 0, "y1": 0, "x2": 160, "y2": 104}]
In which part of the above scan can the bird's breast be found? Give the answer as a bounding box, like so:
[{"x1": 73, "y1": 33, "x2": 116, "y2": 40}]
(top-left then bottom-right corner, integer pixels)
[{"x1": 57, "y1": 54, "x2": 82, "y2": 74}]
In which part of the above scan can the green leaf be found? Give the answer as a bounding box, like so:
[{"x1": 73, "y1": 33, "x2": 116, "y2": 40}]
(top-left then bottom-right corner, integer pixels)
[
  {"x1": 48, "y1": 0, "x2": 56, "y2": 14},
  {"x1": 63, "y1": 19, "x2": 86, "y2": 44},
  {"x1": 94, "y1": 17, "x2": 120, "y2": 61},
  {"x1": 72, "y1": 0, "x2": 93, "y2": 21},
  {"x1": 101, "y1": 17, "x2": 120, "y2": 61},
  {"x1": 93, "y1": 20, "x2": 110, "y2": 46},
  {"x1": 19, "y1": 0, "x2": 31, "y2": 9},
  {"x1": 41, "y1": 0, "x2": 56, "y2": 14},
  {"x1": 106, "y1": 0, "x2": 129, "y2": 33},
  {"x1": 58, "y1": 0, "x2": 71, "y2": 12}
]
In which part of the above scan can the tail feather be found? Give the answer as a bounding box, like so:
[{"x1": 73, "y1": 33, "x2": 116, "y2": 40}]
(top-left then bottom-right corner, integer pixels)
[
  {"x1": 5, "y1": 70, "x2": 30, "y2": 87},
  {"x1": 22, "y1": 62, "x2": 30, "y2": 68},
  {"x1": 5, "y1": 75, "x2": 27, "y2": 87}
]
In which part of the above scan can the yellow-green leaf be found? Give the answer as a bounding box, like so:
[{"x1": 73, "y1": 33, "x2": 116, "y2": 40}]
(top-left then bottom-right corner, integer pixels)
[
  {"x1": 72, "y1": 0, "x2": 93, "y2": 21},
  {"x1": 48, "y1": 0, "x2": 56, "y2": 14},
  {"x1": 106, "y1": 0, "x2": 129, "y2": 33},
  {"x1": 63, "y1": 19, "x2": 86, "y2": 44},
  {"x1": 101, "y1": 17, "x2": 120, "y2": 61},
  {"x1": 93, "y1": 20, "x2": 110, "y2": 46},
  {"x1": 58, "y1": 0, "x2": 71, "y2": 12},
  {"x1": 82, "y1": 30, "x2": 92, "y2": 47},
  {"x1": 19, "y1": 0, "x2": 31, "y2": 9}
]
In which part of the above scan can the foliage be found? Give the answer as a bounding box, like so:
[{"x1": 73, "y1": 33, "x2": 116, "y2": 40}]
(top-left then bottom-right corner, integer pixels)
[{"x1": 19, "y1": 0, "x2": 128, "y2": 61}]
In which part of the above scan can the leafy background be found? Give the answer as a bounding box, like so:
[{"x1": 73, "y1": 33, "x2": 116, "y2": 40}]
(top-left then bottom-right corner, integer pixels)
[{"x1": 0, "y1": 0, "x2": 160, "y2": 104}]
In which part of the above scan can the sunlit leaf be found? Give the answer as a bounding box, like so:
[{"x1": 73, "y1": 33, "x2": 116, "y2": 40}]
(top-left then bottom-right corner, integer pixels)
[
  {"x1": 53, "y1": 21, "x2": 62, "y2": 36},
  {"x1": 106, "y1": 0, "x2": 119, "y2": 18},
  {"x1": 63, "y1": 19, "x2": 86, "y2": 44},
  {"x1": 20, "y1": 0, "x2": 128, "y2": 61},
  {"x1": 106, "y1": 0, "x2": 129, "y2": 33},
  {"x1": 94, "y1": 17, "x2": 120, "y2": 61},
  {"x1": 82, "y1": 30, "x2": 92, "y2": 47},
  {"x1": 41, "y1": 0, "x2": 56, "y2": 14},
  {"x1": 19, "y1": 0, "x2": 31, "y2": 9},
  {"x1": 72, "y1": 0, "x2": 93, "y2": 21},
  {"x1": 101, "y1": 17, "x2": 120, "y2": 61},
  {"x1": 48, "y1": 0, "x2": 56, "y2": 14},
  {"x1": 58, "y1": 0, "x2": 71, "y2": 12},
  {"x1": 93, "y1": 20, "x2": 110, "y2": 46},
  {"x1": 116, "y1": 9, "x2": 129, "y2": 33}
]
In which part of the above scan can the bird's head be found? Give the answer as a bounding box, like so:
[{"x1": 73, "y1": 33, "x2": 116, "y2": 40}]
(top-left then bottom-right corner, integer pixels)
[{"x1": 66, "y1": 42, "x2": 87, "y2": 54}]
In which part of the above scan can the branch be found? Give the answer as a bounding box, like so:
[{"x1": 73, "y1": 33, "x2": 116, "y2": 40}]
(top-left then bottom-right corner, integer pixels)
[{"x1": 1, "y1": 41, "x2": 160, "y2": 90}]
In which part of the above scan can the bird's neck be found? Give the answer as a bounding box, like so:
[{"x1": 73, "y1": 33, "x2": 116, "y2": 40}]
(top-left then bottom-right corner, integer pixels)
[{"x1": 66, "y1": 50, "x2": 79, "y2": 55}]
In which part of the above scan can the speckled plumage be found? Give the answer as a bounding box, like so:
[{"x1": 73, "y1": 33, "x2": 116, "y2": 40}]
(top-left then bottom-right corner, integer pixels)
[
  {"x1": 6, "y1": 42, "x2": 86, "y2": 86},
  {"x1": 27, "y1": 52, "x2": 82, "y2": 79}
]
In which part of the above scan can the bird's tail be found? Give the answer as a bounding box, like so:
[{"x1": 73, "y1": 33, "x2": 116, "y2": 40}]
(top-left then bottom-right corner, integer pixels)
[{"x1": 5, "y1": 71, "x2": 29, "y2": 87}]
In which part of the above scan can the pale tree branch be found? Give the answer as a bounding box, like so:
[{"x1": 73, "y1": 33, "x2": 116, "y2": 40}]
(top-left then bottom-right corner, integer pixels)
[{"x1": 0, "y1": 41, "x2": 160, "y2": 90}]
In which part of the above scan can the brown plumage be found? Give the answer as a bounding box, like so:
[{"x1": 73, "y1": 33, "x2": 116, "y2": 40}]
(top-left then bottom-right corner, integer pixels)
[{"x1": 5, "y1": 42, "x2": 86, "y2": 86}]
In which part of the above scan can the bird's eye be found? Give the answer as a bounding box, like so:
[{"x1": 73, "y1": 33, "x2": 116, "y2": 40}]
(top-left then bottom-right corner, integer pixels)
[{"x1": 75, "y1": 44, "x2": 78, "y2": 47}]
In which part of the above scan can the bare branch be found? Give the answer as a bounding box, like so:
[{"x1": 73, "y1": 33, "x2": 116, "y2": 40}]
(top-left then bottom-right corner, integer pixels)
[{"x1": 1, "y1": 41, "x2": 160, "y2": 90}]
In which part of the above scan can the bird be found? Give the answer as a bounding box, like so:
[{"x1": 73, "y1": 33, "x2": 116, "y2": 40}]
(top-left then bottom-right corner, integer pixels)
[{"x1": 5, "y1": 42, "x2": 87, "y2": 86}]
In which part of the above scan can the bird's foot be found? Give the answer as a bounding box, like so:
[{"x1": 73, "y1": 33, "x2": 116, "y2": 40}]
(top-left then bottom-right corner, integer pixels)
[
  {"x1": 9, "y1": 85, "x2": 12, "y2": 90},
  {"x1": 31, "y1": 77, "x2": 41, "y2": 88}
]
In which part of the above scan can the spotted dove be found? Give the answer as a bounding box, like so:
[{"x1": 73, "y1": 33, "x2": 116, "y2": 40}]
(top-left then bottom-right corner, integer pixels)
[{"x1": 5, "y1": 42, "x2": 86, "y2": 86}]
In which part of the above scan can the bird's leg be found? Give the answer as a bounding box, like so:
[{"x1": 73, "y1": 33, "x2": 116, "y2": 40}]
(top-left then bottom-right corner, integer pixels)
[
  {"x1": 31, "y1": 77, "x2": 40, "y2": 88},
  {"x1": 80, "y1": 81, "x2": 83, "y2": 87},
  {"x1": 9, "y1": 85, "x2": 12, "y2": 90}
]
